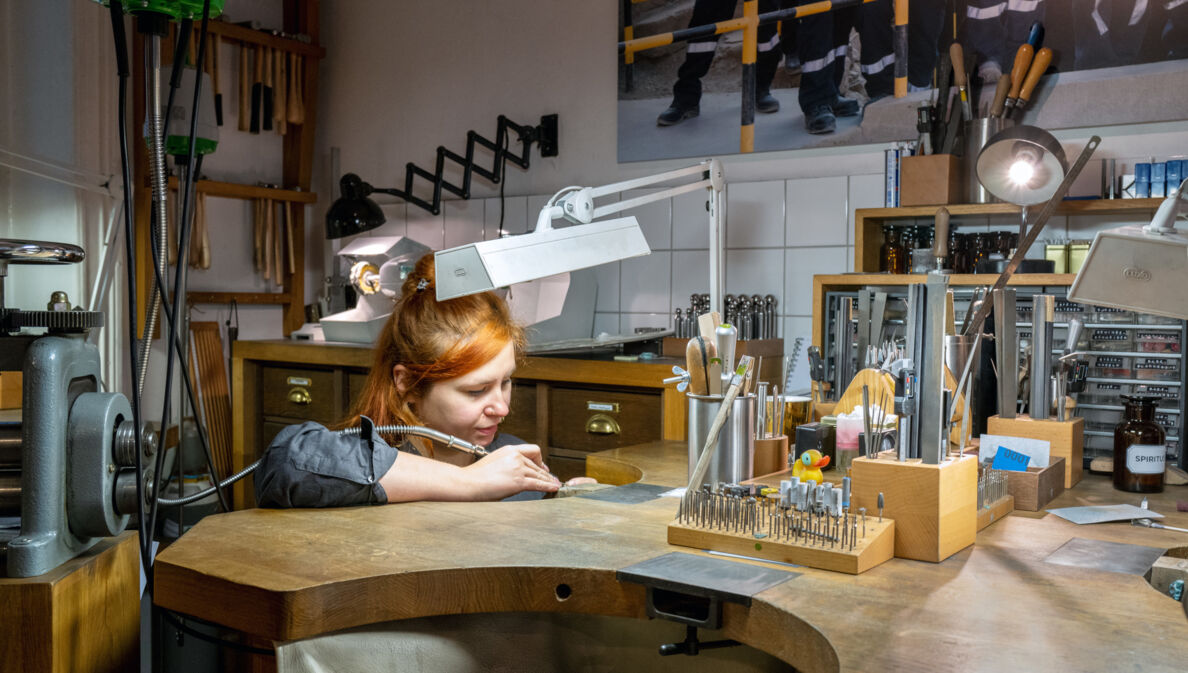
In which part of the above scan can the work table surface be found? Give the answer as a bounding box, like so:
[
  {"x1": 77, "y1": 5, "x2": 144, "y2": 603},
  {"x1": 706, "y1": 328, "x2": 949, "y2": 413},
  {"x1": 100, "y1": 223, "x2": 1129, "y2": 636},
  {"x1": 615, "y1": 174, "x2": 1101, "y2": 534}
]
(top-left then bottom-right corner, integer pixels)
[{"x1": 155, "y1": 441, "x2": 1188, "y2": 672}]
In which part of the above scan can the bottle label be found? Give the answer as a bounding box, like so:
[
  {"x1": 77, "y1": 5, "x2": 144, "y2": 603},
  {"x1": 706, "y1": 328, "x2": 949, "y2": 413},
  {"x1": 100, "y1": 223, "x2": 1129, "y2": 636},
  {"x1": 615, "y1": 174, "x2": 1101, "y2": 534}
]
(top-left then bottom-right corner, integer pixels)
[{"x1": 1126, "y1": 444, "x2": 1166, "y2": 474}]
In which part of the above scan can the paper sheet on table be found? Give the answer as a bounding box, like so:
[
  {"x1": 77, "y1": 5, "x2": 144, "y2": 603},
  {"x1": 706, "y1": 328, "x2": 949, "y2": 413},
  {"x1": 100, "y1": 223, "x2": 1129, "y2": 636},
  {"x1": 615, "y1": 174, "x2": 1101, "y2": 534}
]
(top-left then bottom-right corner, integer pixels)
[
  {"x1": 1046, "y1": 504, "x2": 1165, "y2": 524},
  {"x1": 979, "y1": 433, "x2": 1051, "y2": 468}
]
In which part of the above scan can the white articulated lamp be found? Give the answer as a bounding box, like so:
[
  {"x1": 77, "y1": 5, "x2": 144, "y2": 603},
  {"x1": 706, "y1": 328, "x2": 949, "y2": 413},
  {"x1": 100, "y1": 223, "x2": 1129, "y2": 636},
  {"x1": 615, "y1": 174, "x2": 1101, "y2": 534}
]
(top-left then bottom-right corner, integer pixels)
[
  {"x1": 1069, "y1": 177, "x2": 1188, "y2": 320},
  {"x1": 434, "y1": 159, "x2": 727, "y2": 317}
]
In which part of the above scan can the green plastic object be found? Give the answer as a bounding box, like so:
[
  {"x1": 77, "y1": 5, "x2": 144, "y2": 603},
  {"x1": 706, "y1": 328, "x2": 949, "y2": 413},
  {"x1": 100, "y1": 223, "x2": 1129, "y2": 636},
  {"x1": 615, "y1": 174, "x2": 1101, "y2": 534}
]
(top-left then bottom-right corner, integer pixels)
[{"x1": 99, "y1": 0, "x2": 225, "y2": 21}]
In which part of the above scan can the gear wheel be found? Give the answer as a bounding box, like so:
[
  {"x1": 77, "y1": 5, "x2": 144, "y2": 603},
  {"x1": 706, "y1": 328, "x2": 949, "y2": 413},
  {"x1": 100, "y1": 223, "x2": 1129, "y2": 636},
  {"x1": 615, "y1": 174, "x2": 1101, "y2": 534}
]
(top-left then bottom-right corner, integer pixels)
[{"x1": 1, "y1": 308, "x2": 104, "y2": 332}]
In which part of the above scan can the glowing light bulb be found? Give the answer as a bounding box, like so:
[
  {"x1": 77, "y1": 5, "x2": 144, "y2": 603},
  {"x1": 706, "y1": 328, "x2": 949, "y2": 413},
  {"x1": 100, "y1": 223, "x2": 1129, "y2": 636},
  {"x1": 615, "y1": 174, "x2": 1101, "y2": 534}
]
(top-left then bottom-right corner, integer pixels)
[{"x1": 1008, "y1": 159, "x2": 1035, "y2": 185}]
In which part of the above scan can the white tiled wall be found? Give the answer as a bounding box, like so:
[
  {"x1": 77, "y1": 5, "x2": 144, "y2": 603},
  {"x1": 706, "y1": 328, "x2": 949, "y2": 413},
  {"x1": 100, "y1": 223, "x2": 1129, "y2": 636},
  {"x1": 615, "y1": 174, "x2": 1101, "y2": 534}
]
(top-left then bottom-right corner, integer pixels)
[{"x1": 351, "y1": 173, "x2": 893, "y2": 381}]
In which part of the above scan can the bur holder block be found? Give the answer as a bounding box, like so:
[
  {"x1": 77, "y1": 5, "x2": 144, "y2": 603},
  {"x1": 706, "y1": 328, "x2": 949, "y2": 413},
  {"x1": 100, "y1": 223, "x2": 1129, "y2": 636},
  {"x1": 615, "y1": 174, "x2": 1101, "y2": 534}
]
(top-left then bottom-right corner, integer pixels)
[
  {"x1": 986, "y1": 414, "x2": 1083, "y2": 489},
  {"x1": 753, "y1": 435, "x2": 789, "y2": 477},
  {"x1": 850, "y1": 455, "x2": 977, "y2": 563}
]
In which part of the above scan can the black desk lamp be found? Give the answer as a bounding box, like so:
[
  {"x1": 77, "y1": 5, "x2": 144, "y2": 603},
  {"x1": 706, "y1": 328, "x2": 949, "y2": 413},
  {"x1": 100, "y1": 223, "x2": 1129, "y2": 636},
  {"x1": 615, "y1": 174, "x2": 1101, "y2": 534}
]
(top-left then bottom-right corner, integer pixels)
[{"x1": 325, "y1": 173, "x2": 386, "y2": 239}]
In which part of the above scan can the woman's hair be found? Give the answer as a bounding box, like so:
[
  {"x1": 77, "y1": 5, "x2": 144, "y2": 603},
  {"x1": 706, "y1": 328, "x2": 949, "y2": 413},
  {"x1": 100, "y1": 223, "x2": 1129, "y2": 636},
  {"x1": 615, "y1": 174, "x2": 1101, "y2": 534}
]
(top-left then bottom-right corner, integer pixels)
[{"x1": 339, "y1": 253, "x2": 525, "y2": 451}]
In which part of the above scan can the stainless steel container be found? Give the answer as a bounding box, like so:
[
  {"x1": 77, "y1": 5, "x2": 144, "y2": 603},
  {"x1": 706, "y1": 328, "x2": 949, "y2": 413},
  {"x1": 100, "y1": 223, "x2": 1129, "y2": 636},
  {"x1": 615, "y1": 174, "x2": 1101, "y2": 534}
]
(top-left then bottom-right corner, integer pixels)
[
  {"x1": 687, "y1": 393, "x2": 755, "y2": 487},
  {"x1": 966, "y1": 117, "x2": 1012, "y2": 204}
]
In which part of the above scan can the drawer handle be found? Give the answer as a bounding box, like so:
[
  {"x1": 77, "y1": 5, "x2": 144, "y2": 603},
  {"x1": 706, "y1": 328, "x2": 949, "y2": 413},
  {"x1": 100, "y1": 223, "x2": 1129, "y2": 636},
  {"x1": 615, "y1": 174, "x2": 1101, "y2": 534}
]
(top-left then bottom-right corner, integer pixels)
[
  {"x1": 288, "y1": 387, "x2": 312, "y2": 405},
  {"x1": 586, "y1": 413, "x2": 620, "y2": 436}
]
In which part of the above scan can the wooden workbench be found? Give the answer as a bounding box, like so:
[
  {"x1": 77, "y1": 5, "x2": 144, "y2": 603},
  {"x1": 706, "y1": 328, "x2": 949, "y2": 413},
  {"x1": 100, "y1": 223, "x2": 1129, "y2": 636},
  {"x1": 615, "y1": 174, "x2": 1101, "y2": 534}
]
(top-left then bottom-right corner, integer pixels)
[{"x1": 155, "y1": 442, "x2": 1188, "y2": 672}]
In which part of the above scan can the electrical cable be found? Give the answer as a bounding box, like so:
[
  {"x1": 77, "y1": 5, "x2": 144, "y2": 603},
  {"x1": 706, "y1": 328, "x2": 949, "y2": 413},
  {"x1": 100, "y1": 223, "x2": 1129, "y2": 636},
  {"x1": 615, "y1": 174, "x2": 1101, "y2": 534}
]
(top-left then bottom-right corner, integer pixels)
[
  {"x1": 156, "y1": 458, "x2": 262, "y2": 507},
  {"x1": 108, "y1": 1, "x2": 153, "y2": 582},
  {"x1": 160, "y1": 609, "x2": 275, "y2": 657}
]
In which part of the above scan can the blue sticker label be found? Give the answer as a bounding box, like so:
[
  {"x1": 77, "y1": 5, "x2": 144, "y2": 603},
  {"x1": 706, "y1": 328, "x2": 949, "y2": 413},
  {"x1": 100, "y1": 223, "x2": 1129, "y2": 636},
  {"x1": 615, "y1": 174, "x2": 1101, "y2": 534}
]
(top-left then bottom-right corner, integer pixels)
[{"x1": 992, "y1": 447, "x2": 1031, "y2": 472}]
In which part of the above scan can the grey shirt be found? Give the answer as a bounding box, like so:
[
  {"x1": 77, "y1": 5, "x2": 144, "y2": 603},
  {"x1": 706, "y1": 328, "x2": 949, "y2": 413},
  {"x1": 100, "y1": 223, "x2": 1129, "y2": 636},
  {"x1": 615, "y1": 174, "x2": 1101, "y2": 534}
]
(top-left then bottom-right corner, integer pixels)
[{"x1": 254, "y1": 418, "x2": 525, "y2": 508}]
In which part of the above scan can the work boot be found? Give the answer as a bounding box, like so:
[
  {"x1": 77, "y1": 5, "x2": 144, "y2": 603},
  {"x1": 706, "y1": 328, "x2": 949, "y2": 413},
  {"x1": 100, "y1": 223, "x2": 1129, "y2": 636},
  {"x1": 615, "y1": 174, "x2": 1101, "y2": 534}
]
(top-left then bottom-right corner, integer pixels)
[
  {"x1": 757, "y1": 91, "x2": 780, "y2": 113},
  {"x1": 832, "y1": 97, "x2": 860, "y2": 118},
  {"x1": 657, "y1": 103, "x2": 699, "y2": 126},
  {"x1": 805, "y1": 105, "x2": 836, "y2": 134}
]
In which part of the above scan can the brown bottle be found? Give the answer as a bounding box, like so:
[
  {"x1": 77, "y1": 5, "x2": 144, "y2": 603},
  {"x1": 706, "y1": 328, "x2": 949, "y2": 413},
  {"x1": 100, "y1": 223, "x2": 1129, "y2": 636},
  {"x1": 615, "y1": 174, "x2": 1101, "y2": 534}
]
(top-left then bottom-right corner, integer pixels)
[{"x1": 1113, "y1": 395, "x2": 1166, "y2": 493}]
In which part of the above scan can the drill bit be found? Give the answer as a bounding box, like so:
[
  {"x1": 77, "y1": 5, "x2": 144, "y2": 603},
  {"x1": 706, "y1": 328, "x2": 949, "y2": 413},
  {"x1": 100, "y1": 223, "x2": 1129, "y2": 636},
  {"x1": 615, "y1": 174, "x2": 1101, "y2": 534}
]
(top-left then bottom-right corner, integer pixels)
[{"x1": 878, "y1": 492, "x2": 884, "y2": 522}]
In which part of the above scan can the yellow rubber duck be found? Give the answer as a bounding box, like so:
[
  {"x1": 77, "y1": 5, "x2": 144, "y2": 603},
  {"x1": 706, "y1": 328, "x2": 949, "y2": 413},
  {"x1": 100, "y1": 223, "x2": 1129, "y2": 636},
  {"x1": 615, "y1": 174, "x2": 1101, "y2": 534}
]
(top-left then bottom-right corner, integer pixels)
[{"x1": 792, "y1": 449, "x2": 830, "y2": 483}]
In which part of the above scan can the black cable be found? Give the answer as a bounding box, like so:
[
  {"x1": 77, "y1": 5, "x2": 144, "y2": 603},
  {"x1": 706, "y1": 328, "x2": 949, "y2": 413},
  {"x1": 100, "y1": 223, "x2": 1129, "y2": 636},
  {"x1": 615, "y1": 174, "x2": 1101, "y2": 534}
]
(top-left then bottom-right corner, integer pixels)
[
  {"x1": 498, "y1": 129, "x2": 509, "y2": 234},
  {"x1": 109, "y1": 1, "x2": 153, "y2": 582},
  {"x1": 160, "y1": 609, "x2": 275, "y2": 657}
]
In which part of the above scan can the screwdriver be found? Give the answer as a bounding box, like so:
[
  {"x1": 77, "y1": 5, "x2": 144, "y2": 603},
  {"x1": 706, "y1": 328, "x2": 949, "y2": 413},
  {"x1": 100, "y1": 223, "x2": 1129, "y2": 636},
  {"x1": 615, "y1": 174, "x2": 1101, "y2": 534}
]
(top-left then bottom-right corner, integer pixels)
[{"x1": 949, "y1": 42, "x2": 972, "y2": 121}]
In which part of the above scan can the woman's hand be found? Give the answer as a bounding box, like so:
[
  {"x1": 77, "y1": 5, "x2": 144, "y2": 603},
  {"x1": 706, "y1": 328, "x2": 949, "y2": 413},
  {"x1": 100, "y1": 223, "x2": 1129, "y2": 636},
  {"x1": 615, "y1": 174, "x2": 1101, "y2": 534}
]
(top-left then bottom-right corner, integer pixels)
[{"x1": 460, "y1": 444, "x2": 560, "y2": 500}]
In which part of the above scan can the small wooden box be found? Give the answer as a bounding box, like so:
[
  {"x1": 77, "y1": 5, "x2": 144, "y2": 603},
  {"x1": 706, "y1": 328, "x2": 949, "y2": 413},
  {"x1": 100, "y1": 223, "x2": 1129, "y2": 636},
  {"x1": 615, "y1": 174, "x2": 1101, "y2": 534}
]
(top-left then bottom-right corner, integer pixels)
[
  {"x1": 753, "y1": 435, "x2": 788, "y2": 477},
  {"x1": 998, "y1": 456, "x2": 1066, "y2": 511},
  {"x1": 0, "y1": 371, "x2": 21, "y2": 410},
  {"x1": 987, "y1": 415, "x2": 1084, "y2": 489},
  {"x1": 899, "y1": 154, "x2": 962, "y2": 207},
  {"x1": 850, "y1": 455, "x2": 977, "y2": 563}
]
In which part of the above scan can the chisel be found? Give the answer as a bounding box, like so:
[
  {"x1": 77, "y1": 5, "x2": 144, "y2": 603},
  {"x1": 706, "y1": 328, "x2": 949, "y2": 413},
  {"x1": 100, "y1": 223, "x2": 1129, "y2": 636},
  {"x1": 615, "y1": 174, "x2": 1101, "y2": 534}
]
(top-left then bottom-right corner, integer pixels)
[
  {"x1": 989, "y1": 74, "x2": 1011, "y2": 118},
  {"x1": 274, "y1": 47, "x2": 287, "y2": 134},
  {"x1": 1003, "y1": 44, "x2": 1034, "y2": 116},
  {"x1": 237, "y1": 43, "x2": 249, "y2": 132},
  {"x1": 949, "y1": 42, "x2": 973, "y2": 122},
  {"x1": 1013, "y1": 47, "x2": 1052, "y2": 120},
  {"x1": 287, "y1": 51, "x2": 304, "y2": 125},
  {"x1": 250, "y1": 44, "x2": 262, "y2": 133}
]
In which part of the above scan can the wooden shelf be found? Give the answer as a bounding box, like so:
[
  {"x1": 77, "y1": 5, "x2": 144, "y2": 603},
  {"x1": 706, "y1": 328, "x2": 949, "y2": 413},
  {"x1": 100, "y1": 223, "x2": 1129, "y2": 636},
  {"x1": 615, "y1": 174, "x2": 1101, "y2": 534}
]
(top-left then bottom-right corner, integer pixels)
[
  {"x1": 187, "y1": 291, "x2": 292, "y2": 306},
  {"x1": 206, "y1": 19, "x2": 326, "y2": 58},
  {"x1": 167, "y1": 177, "x2": 316, "y2": 203},
  {"x1": 854, "y1": 198, "x2": 1166, "y2": 274}
]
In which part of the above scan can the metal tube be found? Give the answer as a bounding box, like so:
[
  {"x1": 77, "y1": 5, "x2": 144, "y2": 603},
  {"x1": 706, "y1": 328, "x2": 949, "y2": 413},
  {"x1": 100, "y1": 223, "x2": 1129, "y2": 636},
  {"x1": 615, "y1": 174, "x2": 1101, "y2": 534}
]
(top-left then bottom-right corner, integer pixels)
[
  {"x1": 137, "y1": 33, "x2": 169, "y2": 396},
  {"x1": 0, "y1": 426, "x2": 21, "y2": 469},
  {"x1": 1030, "y1": 295, "x2": 1055, "y2": 420},
  {"x1": 0, "y1": 472, "x2": 19, "y2": 517}
]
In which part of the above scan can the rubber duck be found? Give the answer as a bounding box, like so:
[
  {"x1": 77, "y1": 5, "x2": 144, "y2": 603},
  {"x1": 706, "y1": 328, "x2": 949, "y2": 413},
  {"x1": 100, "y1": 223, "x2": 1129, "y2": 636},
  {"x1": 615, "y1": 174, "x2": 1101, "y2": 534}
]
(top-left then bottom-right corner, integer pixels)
[{"x1": 792, "y1": 449, "x2": 830, "y2": 483}]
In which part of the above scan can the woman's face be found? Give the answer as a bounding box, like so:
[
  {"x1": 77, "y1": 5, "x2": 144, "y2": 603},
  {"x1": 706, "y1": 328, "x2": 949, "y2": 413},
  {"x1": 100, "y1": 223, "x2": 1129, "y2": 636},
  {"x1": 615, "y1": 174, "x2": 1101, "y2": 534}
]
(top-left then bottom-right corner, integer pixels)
[{"x1": 413, "y1": 341, "x2": 515, "y2": 447}]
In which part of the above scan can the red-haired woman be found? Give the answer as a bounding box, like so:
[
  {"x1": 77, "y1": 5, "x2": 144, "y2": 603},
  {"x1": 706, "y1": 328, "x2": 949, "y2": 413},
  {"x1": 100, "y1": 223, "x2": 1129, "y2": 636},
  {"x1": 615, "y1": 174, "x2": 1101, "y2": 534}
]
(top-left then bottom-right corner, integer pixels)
[{"x1": 255, "y1": 253, "x2": 566, "y2": 507}]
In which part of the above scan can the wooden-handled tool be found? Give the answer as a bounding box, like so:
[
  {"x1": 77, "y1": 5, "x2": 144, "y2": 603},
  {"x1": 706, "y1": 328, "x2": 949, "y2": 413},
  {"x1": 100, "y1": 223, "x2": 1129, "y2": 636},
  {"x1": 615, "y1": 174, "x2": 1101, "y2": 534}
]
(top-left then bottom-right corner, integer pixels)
[
  {"x1": 1004, "y1": 44, "x2": 1034, "y2": 114},
  {"x1": 211, "y1": 33, "x2": 223, "y2": 126},
  {"x1": 250, "y1": 44, "x2": 263, "y2": 133},
  {"x1": 273, "y1": 201, "x2": 283, "y2": 288},
  {"x1": 949, "y1": 42, "x2": 972, "y2": 121},
  {"x1": 253, "y1": 198, "x2": 263, "y2": 273},
  {"x1": 262, "y1": 47, "x2": 274, "y2": 132},
  {"x1": 287, "y1": 52, "x2": 304, "y2": 125},
  {"x1": 263, "y1": 198, "x2": 273, "y2": 281},
  {"x1": 933, "y1": 206, "x2": 950, "y2": 273},
  {"x1": 274, "y1": 47, "x2": 287, "y2": 134},
  {"x1": 685, "y1": 336, "x2": 715, "y2": 396},
  {"x1": 285, "y1": 201, "x2": 296, "y2": 273},
  {"x1": 238, "y1": 44, "x2": 249, "y2": 132},
  {"x1": 1014, "y1": 47, "x2": 1052, "y2": 119},
  {"x1": 989, "y1": 74, "x2": 1011, "y2": 118},
  {"x1": 198, "y1": 192, "x2": 211, "y2": 270}
]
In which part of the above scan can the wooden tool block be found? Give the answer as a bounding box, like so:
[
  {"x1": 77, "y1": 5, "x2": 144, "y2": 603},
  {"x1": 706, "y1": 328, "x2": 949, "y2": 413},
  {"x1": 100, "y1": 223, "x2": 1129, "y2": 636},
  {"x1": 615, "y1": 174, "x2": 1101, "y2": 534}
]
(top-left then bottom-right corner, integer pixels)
[
  {"x1": 1148, "y1": 554, "x2": 1188, "y2": 597},
  {"x1": 753, "y1": 436, "x2": 789, "y2": 477},
  {"x1": 987, "y1": 414, "x2": 1084, "y2": 489},
  {"x1": 1000, "y1": 457, "x2": 1065, "y2": 511},
  {"x1": 667, "y1": 517, "x2": 895, "y2": 575},
  {"x1": 0, "y1": 371, "x2": 21, "y2": 409},
  {"x1": 0, "y1": 532, "x2": 139, "y2": 672},
  {"x1": 850, "y1": 455, "x2": 977, "y2": 563},
  {"x1": 977, "y1": 494, "x2": 1014, "y2": 531}
]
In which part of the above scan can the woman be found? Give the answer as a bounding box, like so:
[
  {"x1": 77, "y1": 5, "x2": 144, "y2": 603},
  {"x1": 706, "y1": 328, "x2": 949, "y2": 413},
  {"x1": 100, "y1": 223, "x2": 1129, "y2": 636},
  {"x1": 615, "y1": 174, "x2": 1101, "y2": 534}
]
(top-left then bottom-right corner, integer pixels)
[{"x1": 255, "y1": 253, "x2": 565, "y2": 507}]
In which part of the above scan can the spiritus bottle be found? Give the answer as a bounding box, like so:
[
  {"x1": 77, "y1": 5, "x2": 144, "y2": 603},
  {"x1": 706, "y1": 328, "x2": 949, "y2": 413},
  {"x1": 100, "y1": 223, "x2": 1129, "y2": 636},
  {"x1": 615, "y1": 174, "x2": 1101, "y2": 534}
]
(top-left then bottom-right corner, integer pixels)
[{"x1": 1113, "y1": 395, "x2": 1166, "y2": 493}]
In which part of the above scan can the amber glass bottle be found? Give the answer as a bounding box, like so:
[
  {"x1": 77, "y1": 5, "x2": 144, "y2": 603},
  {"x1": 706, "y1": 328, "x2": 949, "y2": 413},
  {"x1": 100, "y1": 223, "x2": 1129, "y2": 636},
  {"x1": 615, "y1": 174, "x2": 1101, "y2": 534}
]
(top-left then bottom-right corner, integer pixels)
[
  {"x1": 1112, "y1": 396, "x2": 1165, "y2": 493},
  {"x1": 880, "y1": 226, "x2": 907, "y2": 273}
]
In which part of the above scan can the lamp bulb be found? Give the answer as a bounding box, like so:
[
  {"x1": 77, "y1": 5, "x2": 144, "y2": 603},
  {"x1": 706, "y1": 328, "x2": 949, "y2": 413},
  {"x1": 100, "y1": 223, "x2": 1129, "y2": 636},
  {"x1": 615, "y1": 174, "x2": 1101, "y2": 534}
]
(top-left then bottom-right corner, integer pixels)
[{"x1": 1008, "y1": 160, "x2": 1035, "y2": 186}]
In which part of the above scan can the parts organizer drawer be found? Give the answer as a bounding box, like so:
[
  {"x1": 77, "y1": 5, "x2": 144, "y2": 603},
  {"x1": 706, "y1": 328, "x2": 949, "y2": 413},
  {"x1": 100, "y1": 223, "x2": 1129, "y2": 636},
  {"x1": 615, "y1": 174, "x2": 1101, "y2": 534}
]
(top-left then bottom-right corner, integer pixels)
[
  {"x1": 260, "y1": 366, "x2": 338, "y2": 423},
  {"x1": 548, "y1": 386, "x2": 661, "y2": 453}
]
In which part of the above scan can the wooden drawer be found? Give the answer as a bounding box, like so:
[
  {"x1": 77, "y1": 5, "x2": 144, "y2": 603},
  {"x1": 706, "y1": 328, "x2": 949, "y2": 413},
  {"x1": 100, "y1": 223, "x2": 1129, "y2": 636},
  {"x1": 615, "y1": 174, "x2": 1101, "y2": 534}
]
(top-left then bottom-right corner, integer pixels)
[
  {"x1": 548, "y1": 387, "x2": 660, "y2": 453},
  {"x1": 260, "y1": 366, "x2": 337, "y2": 423},
  {"x1": 502, "y1": 383, "x2": 538, "y2": 444},
  {"x1": 347, "y1": 370, "x2": 368, "y2": 409}
]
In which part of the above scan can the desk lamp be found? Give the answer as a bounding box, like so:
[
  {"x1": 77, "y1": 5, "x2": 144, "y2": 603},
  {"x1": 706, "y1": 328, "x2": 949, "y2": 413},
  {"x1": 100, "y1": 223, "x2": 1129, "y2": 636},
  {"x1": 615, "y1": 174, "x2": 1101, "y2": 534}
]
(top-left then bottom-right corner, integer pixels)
[{"x1": 1069, "y1": 177, "x2": 1188, "y2": 320}]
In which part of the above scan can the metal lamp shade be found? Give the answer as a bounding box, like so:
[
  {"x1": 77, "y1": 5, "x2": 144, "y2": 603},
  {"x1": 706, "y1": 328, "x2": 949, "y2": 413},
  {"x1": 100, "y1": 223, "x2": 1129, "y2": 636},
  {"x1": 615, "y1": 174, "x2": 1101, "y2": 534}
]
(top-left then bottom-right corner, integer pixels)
[{"x1": 975, "y1": 125, "x2": 1069, "y2": 207}]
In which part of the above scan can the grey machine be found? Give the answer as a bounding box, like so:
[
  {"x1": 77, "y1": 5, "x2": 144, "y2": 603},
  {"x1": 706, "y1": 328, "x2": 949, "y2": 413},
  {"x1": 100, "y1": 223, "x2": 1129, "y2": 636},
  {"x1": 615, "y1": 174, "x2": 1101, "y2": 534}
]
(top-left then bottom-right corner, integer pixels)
[{"x1": 1, "y1": 239, "x2": 155, "y2": 578}]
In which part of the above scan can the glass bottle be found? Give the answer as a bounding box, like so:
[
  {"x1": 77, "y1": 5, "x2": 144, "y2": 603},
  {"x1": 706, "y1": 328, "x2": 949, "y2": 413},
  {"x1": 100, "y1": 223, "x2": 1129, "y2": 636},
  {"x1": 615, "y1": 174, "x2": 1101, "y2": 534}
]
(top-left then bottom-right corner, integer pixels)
[
  {"x1": 1113, "y1": 395, "x2": 1166, "y2": 493},
  {"x1": 880, "y1": 225, "x2": 900, "y2": 272}
]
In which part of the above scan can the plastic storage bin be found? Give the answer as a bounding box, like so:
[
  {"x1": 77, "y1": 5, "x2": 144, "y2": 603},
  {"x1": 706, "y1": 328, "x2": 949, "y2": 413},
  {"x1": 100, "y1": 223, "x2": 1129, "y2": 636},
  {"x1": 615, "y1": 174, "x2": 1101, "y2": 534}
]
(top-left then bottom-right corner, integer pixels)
[{"x1": 1136, "y1": 330, "x2": 1182, "y2": 353}]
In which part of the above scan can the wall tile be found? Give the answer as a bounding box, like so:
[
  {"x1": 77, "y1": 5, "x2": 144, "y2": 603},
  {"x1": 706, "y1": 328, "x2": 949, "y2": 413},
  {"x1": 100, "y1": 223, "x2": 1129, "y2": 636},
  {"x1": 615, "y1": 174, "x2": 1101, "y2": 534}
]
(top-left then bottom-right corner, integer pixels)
[
  {"x1": 786, "y1": 176, "x2": 848, "y2": 246},
  {"x1": 727, "y1": 181, "x2": 784, "y2": 248},
  {"x1": 442, "y1": 199, "x2": 485, "y2": 249},
  {"x1": 592, "y1": 261, "x2": 621, "y2": 312},
  {"x1": 784, "y1": 246, "x2": 847, "y2": 316},
  {"x1": 847, "y1": 173, "x2": 884, "y2": 242},
  {"x1": 405, "y1": 206, "x2": 444, "y2": 249},
  {"x1": 621, "y1": 251, "x2": 672, "y2": 313},
  {"x1": 621, "y1": 188, "x2": 672, "y2": 250},
  {"x1": 483, "y1": 196, "x2": 527, "y2": 239},
  {"x1": 672, "y1": 187, "x2": 713, "y2": 249},
  {"x1": 593, "y1": 312, "x2": 620, "y2": 337},
  {"x1": 672, "y1": 249, "x2": 710, "y2": 313},
  {"x1": 621, "y1": 312, "x2": 670, "y2": 334},
  {"x1": 726, "y1": 248, "x2": 784, "y2": 310}
]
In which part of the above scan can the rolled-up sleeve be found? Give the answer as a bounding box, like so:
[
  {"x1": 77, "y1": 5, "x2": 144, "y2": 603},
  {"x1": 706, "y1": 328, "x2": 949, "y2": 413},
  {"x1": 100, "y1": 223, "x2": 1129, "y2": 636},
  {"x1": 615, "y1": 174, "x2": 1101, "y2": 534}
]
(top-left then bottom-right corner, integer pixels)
[{"x1": 254, "y1": 419, "x2": 399, "y2": 508}]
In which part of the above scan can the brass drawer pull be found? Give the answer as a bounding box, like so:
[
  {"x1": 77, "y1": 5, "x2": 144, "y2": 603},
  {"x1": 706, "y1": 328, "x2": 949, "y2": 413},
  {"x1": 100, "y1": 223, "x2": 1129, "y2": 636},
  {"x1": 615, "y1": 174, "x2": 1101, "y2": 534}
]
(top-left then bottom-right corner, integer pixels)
[
  {"x1": 288, "y1": 387, "x2": 312, "y2": 405},
  {"x1": 585, "y1": 413, "x2": 620, "y2": 436}
]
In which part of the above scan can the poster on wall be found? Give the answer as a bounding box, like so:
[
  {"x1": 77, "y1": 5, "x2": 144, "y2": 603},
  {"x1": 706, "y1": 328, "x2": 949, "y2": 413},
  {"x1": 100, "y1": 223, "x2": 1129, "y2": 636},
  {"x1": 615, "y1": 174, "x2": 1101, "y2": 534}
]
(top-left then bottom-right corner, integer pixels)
[{"x1": 617, "y1": 0, "x2": 1188, "y2": 163}]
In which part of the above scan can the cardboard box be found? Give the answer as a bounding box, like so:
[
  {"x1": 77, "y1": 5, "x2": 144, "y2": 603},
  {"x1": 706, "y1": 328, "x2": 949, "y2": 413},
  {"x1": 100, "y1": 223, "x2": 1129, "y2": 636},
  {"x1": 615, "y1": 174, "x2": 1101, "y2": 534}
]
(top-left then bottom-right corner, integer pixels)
[
  {"x1": 0, "y1": 371, "x2": 21, "y2": 410},
  {"x1": 899, "y1": 154, "x2": 962, "y2": 207},
  {"x1": 998, "y1": 456, "x2": 1065, "y2": 511}
]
